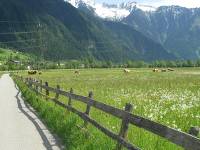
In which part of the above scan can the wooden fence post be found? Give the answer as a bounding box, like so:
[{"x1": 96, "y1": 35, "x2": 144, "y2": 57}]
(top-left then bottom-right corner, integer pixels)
[
  {"x1": 84, "y1": 91, "x2": 93, "y2": 128},
  {"x1": 40, "y1": 80, "x2": 43, "y2": 93},
  {"x1": 55, "y1": 85, "x2": 60, "y2": 100},
  {"x1": 20, "y1": 76, "x2": 23, "y2": 81},
  {"x1": 116, "y1": 103, "x2": 133, "y2": 150},
  {"x1": 33, "y1": 79, "x2": 36, "y2": 89},
  {"x1": 35, "y1": 80, "x2": 39, "y2": 94},
  {"x1": 29, "y1": 78, "x2": 33, "y2": 87},
  {"x1": 189, "y1": 126, "x2": 199, "y2": 137},
  {"x1": 68, "y1": 88, "x2": 73, "y2": 106},
  {"x1": 27, "y1": 78, "x2": 30, "y2": 87},
  {"x1": 45, "y1": 82, "x2": 49, "y2": 100},
  {"x1": 186, "y1": 127, "x2": 200, "y2": 150},
  {"x1": 25, "y1": 78, "x2": 27, "y2": 84}
]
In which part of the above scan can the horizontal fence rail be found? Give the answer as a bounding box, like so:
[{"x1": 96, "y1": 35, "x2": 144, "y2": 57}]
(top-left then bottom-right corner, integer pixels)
[{"x1": 14, "y1": 75, "x2": 200, "y2": 150}]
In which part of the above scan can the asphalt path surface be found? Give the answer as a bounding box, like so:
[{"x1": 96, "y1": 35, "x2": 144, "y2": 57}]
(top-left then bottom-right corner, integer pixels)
[{"x1": 0, "y1": 74, "x2": 62, "y2": 150}]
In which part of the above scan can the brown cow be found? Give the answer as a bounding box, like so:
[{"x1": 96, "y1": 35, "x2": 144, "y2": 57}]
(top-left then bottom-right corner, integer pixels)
[
  {"x1": 28, "y1": 70, "x2": 37, "y2": 75},
  {"x1": 74, "y1": 70, "x2": 80, "y2": 74},
  {"x1": 168, "y1": 68, "x2": 175, "y2": 72},
  {"x1": 161, "y1": 69, "x2": 167, "y2": 72}
]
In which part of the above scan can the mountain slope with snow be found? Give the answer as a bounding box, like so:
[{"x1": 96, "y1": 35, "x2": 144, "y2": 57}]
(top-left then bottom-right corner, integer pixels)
[
  {"x1": 66, "y1": 0, "x2": 156, "y2": 20},
  {"x1": 123, "y1": 6, "x2": 200, "y2": 59},
  {"x1": 66, "y1": 0, "x2": 200, "y2": 59}
]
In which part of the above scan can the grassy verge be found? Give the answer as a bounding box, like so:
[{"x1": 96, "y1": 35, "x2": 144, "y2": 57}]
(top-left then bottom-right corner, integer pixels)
[
  {"x1": 0, "y1": 72, "x2": 3, "y2": 77},
  {"x1": 14, "y1": 78, "x2": 116, "y2": 150}
]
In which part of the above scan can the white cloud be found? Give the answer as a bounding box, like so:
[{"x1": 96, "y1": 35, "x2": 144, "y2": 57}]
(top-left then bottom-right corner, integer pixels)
[{"x1": 95, "y1": 3, "x2": 130, "y2": 19}]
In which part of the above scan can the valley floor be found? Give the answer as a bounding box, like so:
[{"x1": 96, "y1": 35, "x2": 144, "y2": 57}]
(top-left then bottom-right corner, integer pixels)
[{"x1": 18, "y1": 68, "x2": 200, "y2": 150}]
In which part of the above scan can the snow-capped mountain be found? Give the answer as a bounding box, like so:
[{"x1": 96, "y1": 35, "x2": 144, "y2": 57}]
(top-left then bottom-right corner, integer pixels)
[
  {"x1": 67, "y1": 0, "x2": 95, "y2": 8},
  {"x1": 66, "y1": 0, "x2": 156, "y2": 20},
  {"x1": 123, "y1": 5, "x2": 200, "y2": 59},
  {"x1": 120, "y1": 1, "x2": 156, "y2": 12}
]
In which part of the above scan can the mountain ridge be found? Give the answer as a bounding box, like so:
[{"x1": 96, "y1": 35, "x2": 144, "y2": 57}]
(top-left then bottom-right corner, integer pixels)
[
  {"x1": 66, "y1": 0, "x2": 156, "y2": 20},
  {"x1": 123, "y1": 5, "x2": 200, "y2": 59}
]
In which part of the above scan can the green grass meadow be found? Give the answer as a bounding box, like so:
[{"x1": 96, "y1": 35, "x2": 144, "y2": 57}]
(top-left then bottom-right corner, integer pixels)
[
  {"x1": 0, "y1": 48, "x2": 30, "y2": 61},
  {"x1": 17, "y1": 68, "x2": 200, "y2": 150}
]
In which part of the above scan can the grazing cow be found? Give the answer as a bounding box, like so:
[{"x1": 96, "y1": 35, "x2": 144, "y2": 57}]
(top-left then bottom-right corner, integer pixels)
[
  {"x1": 28, "y1": 70, "x2": 37, "y2": 75},
  {"x1": 168, "y1": 68, "x2": 175, "y2": 72},
  {"x1": 161, "y1": 69, "x2": 167, "y2": 72},
  {"x1": 124, "y1": 69, "x2": 131, "y2": 73},
  {"x1": 153, "y1": 69, "x2": 159, "y2": 72},
  {"x1": 74, "y1": 70, "x2": 80, "y2": 74}
]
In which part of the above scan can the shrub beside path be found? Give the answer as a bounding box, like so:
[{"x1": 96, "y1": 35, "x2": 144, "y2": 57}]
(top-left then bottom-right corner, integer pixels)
[{"x1": 0, "y1": 74, "x2": 62, "y2": 150}]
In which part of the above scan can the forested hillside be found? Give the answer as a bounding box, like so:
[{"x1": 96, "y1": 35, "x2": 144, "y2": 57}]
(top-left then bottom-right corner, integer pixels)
[{"x1": 0, "y1": 0, "x2": 175, "y2": 62}]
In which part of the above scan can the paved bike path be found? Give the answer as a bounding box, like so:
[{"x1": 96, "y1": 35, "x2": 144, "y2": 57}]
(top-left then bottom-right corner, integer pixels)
[{"x1": 0, "y1": 74, "x2": 62, "y2": 150}]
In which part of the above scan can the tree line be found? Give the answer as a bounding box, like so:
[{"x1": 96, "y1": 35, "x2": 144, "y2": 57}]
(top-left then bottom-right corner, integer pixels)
[
  {"x1": 1, "y1": 56, "x2": 200, "y2": 71},
  {"x1": 55, "y1": 59, "x2": 200, "y2": 69}
]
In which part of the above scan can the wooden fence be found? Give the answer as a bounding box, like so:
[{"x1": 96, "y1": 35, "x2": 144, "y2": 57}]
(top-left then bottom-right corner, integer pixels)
[{"x1": 14, "y1": 75, "x2": 200, "y2": 150}]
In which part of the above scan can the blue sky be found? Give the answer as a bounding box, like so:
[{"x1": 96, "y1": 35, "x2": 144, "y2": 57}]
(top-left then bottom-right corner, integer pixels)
[{"x1": 95, "y1": 0, "x2": 200, "y2": 8}]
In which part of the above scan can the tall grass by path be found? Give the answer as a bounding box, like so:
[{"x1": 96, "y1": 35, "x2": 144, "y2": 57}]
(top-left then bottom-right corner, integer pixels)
[
  {"x1": 0, "y1": 72, "x2": 3, "y2": 77},
  {"x1": 15, "y1": 79, "x2": 116, "y2": 150},
  {"x1": 18, "y1": 68, "x2": 200, "y2": 149}
]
